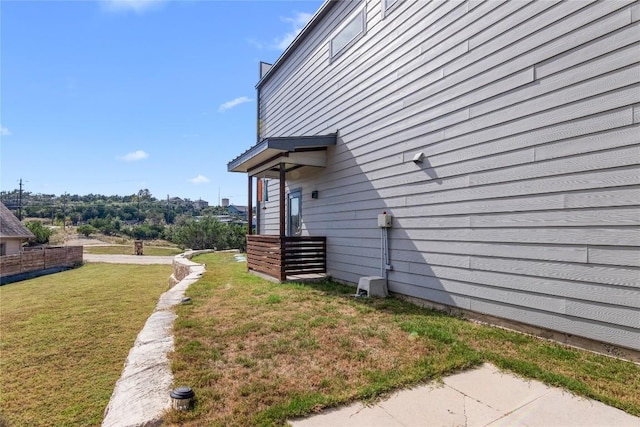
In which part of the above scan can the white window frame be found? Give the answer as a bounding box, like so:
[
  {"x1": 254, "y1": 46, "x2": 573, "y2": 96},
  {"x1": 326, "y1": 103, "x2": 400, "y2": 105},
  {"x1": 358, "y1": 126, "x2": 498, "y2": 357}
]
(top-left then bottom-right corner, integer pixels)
[
  {"x1": 330, "y1": 7, "x2": 366, "y2": 60},
  {"x1": 382, "y1": 0, "x2": 401, "y2": 18}
]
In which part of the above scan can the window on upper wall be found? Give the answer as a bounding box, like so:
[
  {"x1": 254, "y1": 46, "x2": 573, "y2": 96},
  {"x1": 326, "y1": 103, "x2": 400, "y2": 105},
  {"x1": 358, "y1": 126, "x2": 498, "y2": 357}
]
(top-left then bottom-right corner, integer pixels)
[
  {"x1": 330, "y1": 8, "x2": 366, "y2": 59},
  {"x1": 382, "y1": 0, "x2": 402, "y2": 17}
]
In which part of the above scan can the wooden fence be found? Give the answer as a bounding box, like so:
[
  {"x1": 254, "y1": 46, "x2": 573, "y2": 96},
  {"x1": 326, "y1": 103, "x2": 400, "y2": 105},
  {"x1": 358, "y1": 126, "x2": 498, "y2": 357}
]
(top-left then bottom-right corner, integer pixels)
[
  {"x1": 246, "y1": 235, "x2": 326, "y2": 281},
  {"x1": 0, "y1": 246, "x2": 83, "y2": 278}
]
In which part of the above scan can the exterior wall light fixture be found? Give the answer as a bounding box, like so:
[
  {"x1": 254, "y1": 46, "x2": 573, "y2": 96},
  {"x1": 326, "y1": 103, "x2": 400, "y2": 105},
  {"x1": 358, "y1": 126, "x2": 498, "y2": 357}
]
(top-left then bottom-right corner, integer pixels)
[{"x1": 412, "y1": 152, "x2": 425, "y2": 163}]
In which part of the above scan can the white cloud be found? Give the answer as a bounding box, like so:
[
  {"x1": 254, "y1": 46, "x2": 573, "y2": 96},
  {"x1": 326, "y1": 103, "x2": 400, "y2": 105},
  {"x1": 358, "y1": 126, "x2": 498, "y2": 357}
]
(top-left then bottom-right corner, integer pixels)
[
  {"x1": 248, "y1": 11, "x2": 314, "y2": 52},
  {"x1": 219, "y1": 96, "x2": 252, "y2": 112},
  {"x1": 273, "y1": 12, "x2": 314, "y2": 51},
  {"x1": 246, "y1": 38, "x2": 265, "y2": 50},
  {"x1": 101, "y1": 0, "x2": 165, "y2": 14},
  {"x1": 1, "y1": 126, "x2": 10, "y2": 136},
  {"x1": 189, "y1": 175, "x2": 210, "y2": 184},
  {"x1": 121, "y1": 150, "x2": 149, "y2": 161}
]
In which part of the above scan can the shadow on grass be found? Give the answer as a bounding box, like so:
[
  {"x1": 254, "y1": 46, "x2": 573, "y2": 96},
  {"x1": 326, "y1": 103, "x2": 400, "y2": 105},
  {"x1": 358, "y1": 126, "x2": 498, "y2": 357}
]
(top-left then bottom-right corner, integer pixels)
[
  {"x1": 283, "y1": 278, "x2": 640, "y2": 418},
  {"x1": 169, "y1": 255, "x2": 640, "y2": 425}
]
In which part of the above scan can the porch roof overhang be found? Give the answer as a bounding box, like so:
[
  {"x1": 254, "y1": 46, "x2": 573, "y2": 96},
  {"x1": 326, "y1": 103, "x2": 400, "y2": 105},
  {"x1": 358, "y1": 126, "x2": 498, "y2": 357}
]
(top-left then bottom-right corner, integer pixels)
[{"x1": 227, "y1": 134, "x2": 337, "y2": 178}]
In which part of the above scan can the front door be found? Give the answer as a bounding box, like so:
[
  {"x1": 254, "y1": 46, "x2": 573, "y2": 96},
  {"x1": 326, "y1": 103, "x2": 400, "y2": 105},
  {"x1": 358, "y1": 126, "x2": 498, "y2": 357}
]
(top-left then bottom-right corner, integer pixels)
[{"x1": 288, "y1": 190, "x2": 302, "y2": 237}]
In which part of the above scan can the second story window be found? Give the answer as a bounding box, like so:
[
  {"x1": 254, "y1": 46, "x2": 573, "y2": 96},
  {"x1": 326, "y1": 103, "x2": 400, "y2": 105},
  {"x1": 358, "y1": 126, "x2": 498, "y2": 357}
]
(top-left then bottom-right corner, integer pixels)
[
  {"x1": 382, "y1": 0, "x2": 401, "y2": 17},
  {"x1": 384, "y1": 0, "x2": 398, "y2": 10},
  {"x1": 330, "y1": 8, "x2": 365, "y2": 59}
]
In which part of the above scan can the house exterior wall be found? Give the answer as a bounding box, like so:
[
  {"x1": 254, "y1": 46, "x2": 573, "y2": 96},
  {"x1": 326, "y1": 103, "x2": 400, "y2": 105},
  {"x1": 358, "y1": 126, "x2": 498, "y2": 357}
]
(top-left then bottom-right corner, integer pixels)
[
  {"x1": 0, "y1": 238, "x2": 23, "y2": 255},
  {"x1": 257, "y1": 0, "x2": 640, "y2": 350}
]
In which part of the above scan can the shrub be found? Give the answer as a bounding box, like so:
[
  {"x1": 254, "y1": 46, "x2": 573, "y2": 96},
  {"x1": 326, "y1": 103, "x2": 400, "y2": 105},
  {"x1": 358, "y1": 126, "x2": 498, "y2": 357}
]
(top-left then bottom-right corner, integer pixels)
[
  {"x1": 171, "y1": 217, "x2": 246, "y2": 250},
  {"x1": 77, "y1": 224, "x2": 97, "y2": 237},
  {"x1": 88, "y1": 218, "x2": 120, "y2": 236},
  {"x1": 226, "y1": 224, "x2": 247, "y2": 252},
  {"x1": 122, "y1": 224, "x2": 165, "y2": 240},
  {"x1": 25, "y1": 221, "x2": 52, "y2": 245}
]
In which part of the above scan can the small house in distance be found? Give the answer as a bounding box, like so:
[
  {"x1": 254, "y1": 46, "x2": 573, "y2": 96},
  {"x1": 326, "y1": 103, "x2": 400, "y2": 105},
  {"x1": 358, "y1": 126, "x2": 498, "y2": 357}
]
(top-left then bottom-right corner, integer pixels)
[
  {"x1": 228, "y1": 0, "x2": 640, "y2": 357},
  {"x1": 228, "y1": 205, "x2": 249, "y2": 219},
  {"x1": 1, "y1": 201, "x2": 83, "y2": 284},
  {"x1": 0, "y1": 201, "x2": 34, "y2": 256}
]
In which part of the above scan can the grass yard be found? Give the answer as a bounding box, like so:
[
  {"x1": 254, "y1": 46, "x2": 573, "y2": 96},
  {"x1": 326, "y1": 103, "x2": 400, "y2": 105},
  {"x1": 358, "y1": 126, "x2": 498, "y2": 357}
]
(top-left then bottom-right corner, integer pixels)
[
  {"x1": 167, "y1": 253, "x2": 640, "y2": 426},
  {"x1": 83, "y1": 245, "x2": 183, "y2": 256},
  {"x1": 0, "y1": 263, "x2": 172, "y2": 426}
]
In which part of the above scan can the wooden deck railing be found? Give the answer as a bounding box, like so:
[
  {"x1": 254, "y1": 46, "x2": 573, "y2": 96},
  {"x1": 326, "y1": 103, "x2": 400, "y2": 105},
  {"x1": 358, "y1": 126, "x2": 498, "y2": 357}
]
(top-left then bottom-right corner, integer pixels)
[{"x1": 246, "y1": 235, "x2": 326, "y2": 281}]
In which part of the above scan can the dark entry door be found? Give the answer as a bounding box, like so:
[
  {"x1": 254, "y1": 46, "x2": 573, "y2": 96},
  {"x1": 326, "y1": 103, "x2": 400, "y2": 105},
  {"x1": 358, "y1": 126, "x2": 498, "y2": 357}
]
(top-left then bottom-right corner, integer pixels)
[{"x1": 288, "y1": 190, "x2": 302, "y2": 237}]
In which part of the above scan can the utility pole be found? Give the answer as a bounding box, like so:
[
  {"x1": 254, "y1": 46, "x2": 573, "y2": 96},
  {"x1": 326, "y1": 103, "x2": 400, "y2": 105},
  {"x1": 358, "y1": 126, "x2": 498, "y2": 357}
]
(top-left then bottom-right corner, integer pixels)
[
  {"x1": 18, "y1": 179, "x2": 23, "y2": 220},
  {"x1": 62, "y1": 192, "x2": 68, "y2": 230}
]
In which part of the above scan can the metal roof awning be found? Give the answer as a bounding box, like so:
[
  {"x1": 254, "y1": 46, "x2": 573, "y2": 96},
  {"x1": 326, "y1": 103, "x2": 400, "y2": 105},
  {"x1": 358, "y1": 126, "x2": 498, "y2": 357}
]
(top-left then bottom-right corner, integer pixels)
[{"x1": 227, "y1": 134, "x2": 337, "y2": 178}]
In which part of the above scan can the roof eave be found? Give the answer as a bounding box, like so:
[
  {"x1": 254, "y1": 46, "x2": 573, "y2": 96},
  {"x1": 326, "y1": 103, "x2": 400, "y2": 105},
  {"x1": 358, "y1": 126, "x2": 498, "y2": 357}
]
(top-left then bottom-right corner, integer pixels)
[
  {"x1": 0, "y1": 234, "x2": 34, "y2": 239},
  {"x1": 227, "y1": 134, "x2": 337, "y2": 175}
]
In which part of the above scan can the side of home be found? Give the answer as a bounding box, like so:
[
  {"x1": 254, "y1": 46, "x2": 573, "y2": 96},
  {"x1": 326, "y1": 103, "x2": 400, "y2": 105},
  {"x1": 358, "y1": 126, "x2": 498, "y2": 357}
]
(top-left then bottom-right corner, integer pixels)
[
  {"x1": 0, "y1": 201, "x2": 83, "y2": 284},
  {"x1": 0, "y1": 201, "x2": 34, "y2": 256},
  {"x1": 230, "y1": 0, "x2": 640, "y2": 353}
]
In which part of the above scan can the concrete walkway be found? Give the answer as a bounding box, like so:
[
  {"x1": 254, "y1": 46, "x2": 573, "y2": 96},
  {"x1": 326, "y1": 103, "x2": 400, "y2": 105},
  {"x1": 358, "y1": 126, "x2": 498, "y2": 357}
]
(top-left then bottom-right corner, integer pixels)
[
  {"x1": 84, "y1": 253, "x2": 174, "y2": 264},
  {"x1": 101, "y1": 254, "x2": 204, "y2": 427},
  {"x1": 289, "y1": 363, "x2": 640, "y2": 427}
]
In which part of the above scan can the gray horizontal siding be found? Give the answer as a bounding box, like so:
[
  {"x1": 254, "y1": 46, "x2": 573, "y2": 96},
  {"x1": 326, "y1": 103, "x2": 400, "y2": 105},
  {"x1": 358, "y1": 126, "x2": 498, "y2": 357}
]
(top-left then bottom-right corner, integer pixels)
[{"x1": 256, "y1": 0, "x2": 640, "y2": 350}]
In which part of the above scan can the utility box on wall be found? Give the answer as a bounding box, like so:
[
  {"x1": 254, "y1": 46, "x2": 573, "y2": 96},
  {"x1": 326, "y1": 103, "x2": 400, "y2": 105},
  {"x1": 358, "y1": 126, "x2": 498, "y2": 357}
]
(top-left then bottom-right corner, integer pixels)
[{"x1": 377, "y1": 213, "x2": 392, "y2": 227}]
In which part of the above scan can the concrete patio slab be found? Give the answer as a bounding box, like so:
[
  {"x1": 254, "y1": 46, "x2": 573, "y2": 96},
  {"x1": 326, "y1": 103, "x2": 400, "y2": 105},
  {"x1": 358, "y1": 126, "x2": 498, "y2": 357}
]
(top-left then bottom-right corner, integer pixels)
[
  {"x1": 289, "y1": 363, "x2": 640, "y2": 427},
  {"x1": 376, "y1": 382, "x2": 502, "y2": 427},
  {"x1": 488, "y1": 388, "x2": 640, "y2": 427},
  {"x1": 443, "y1": 363, "x2": 553, "y2": 414}
]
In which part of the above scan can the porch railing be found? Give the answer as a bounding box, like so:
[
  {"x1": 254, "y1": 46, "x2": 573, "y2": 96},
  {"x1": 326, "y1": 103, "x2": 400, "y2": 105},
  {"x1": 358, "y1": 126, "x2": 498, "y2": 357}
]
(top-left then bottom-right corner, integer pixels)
[{"x1": 246, "y1": 235, "x2": 327, "y2": 281}]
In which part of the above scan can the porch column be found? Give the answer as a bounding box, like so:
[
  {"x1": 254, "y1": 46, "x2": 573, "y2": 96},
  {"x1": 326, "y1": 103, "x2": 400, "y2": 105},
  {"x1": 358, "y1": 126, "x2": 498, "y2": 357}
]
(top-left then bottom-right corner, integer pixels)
[
  {"x1": 279, "y1": 163, "x2": 285, "y2": 238},
  {"x1": 247, "y1": 175, "x2": 253, "y2": 235}
]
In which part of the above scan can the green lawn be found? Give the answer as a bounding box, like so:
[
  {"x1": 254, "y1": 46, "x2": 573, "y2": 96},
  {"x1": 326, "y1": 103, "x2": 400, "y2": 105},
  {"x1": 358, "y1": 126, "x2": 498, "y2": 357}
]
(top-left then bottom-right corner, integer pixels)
[
  {"x1": 167, "y1": 252, "x2": 640, "y2": 426},
  {"x1": 1, "y1": 254, "x2": 637, "y2": 427},
  {"x1": 0, "y1": 264, "x2": 172, "y2": 426}
]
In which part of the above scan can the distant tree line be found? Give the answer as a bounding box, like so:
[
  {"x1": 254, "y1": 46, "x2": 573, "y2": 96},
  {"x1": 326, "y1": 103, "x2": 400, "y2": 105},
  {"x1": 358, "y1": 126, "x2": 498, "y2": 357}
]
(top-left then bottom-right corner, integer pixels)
[
  {"x1": 0, "y1": 189, "x2": 230, "y2": 225},
  {"x1": 3, "y1": 189, "x2": 248, "y2": 251}
]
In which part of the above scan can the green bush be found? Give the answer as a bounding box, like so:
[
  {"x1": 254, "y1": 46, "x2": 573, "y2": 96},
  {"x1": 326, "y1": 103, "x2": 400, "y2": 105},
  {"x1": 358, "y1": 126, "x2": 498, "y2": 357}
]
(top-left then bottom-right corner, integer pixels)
[
  {"x1": 226, "y1": 224, "x2": 247, "y2": 252},
  {"x1": 88, "y1": 218, "x2": 120, "y2": 236},
  {"x1": 122, "y1": 224, "x2": 165, "y2": 240},
  {"x1": 171, "y1": 217, "x2": 246, "y2": 250},
  {"x1": 25, "y1": 221, "x2": 52, "y2": 245},
  {"x1": 77, "y1": 224, "x2": 97, "y2": 237}
]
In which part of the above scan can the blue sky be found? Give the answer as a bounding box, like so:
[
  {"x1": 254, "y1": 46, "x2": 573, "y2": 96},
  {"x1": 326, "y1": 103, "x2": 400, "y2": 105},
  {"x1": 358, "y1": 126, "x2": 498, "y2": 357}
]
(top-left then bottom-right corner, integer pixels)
[{"x1": 0, "y1": 0, "x2": 323, "y2": 205}]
